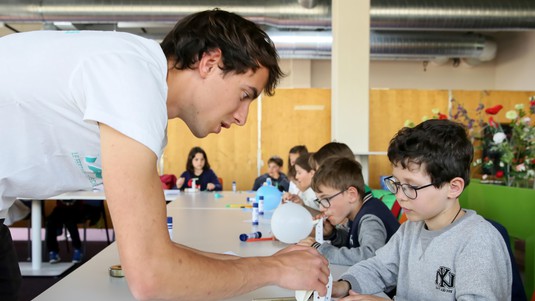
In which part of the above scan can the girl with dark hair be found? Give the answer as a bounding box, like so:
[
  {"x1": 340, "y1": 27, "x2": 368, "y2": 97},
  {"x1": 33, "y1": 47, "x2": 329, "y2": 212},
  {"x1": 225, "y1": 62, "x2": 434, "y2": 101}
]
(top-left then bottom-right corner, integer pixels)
[{"x1": 175, "y1": 147, "x2": 222, "y2": 191}]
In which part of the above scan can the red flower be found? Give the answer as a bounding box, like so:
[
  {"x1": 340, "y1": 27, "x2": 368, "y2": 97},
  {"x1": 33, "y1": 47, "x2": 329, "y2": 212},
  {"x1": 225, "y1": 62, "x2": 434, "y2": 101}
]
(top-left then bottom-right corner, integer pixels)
[
  {"x1": 485, "y1": 105, "x2": 503, "y2": 115},
  {"x1": 438, "y1": 113, "x2": 448, "y2": 120},
  {"x1": 495, "y1": 170, "x2": 504, "y2": 178},
  {"x1": 488, "y1": 116, "x2": 498, "y2": 128}
]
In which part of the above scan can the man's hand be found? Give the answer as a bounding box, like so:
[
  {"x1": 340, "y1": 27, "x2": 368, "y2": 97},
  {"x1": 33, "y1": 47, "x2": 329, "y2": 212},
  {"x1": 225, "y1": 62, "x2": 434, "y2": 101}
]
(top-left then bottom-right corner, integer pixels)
[
  {"x1": 271, "y1": 245, "x2": 330, "y2": 296},
  {"x1": 297, "y1": 236, "x2": 317, "y2": 247}
]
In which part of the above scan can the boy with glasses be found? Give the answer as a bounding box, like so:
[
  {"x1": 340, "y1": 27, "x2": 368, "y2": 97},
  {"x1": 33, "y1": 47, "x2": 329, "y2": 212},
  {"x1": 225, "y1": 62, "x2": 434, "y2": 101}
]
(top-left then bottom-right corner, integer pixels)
[
  {"x1": 332, "y1": 119, "x2": 512, "y2": 300},
  {"x1": 298, "y1": 157, "x2": 400, "y2": 267}
]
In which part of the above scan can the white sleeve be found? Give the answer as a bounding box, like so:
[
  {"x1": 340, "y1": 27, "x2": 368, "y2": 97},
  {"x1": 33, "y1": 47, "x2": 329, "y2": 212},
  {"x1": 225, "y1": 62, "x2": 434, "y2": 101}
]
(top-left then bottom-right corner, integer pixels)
[{"x1": 70, "y1": 52, "x2": 168, "y2": 156}]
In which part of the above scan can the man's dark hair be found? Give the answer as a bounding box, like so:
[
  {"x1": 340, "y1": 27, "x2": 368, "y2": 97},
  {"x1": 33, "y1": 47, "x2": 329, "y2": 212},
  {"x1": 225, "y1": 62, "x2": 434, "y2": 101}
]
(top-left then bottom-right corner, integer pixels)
[
  {"x1": 160, "y1": 9, "x2": 284, "y2": 96},
  {"x1": 387, "y1": 119, "x2": 474, "y2": 188},
  {"x1": 186, "y1": 146, "x2": 211, "y2": 174}
]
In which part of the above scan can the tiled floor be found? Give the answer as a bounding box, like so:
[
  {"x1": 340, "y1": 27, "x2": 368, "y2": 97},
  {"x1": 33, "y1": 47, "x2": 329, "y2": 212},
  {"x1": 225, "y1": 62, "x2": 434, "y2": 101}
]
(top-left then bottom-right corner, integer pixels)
[{"x1": 10, "y1": 227, "x2": 112, "y2": 301}]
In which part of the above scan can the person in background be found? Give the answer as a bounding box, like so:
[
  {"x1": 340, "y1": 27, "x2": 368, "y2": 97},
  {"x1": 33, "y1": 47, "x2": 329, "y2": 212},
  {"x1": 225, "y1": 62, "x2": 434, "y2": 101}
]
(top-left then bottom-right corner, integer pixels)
[
  {"x1": 287, "y1": 145, "x2": 309, "y2": 194},
  {"x1": 282, "y1": 153, "x2": 320, "y2": 211},
  {"x1": 297, "y1": 157, "x2": 399, "y2": 267},
  {"x1": 0, "y1": 9, "x2": 329, "y2": 300},
  {"x1": 252, "y1": 155, "x2": 290, "y2": 192},
  {"x1": 310, "y1": 142, "x2": 373, "y2": 196},
  {"x1": 45, "y1": 200, "x2": 102, "y2": 263},
  {"x1": 175, "y1": 146, "x2": 222, "y2": 191},
  {"x1": 331, "y1": 119, "x2": 511, "y2": 300}
]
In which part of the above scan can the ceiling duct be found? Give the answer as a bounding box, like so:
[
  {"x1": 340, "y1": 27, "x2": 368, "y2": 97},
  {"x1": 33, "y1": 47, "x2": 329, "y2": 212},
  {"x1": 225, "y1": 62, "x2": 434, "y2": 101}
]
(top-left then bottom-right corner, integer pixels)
[
  {"x1": 1, "y1": 0, "x2": 533, "y2": 61},
  {"x1": 0, "y1": 0, "x2": 331, "y2": 29},
  {"x1": 270, "y1": 30, "x2": 496, "y2": 61},
  {"x1": 371, "y1": 0, "x2": 535, "y2": 31}
]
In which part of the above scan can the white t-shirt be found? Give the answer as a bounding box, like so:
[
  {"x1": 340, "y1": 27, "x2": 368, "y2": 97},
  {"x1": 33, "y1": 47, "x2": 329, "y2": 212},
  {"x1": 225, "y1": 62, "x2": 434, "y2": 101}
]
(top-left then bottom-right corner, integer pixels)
[{"x1": 0, "y1": 31, "x2": 168, "y2": 218}]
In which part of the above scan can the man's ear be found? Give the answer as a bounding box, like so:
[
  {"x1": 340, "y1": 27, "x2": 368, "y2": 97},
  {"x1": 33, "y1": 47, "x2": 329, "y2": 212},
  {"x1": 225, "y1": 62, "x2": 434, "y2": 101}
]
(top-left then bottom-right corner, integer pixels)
[
  {"x1": 447, "y1": 177, "x2": 465, "y2": 199},
  {"x1": 198, "y1": 48, "x2": 222, "y2": 78}
]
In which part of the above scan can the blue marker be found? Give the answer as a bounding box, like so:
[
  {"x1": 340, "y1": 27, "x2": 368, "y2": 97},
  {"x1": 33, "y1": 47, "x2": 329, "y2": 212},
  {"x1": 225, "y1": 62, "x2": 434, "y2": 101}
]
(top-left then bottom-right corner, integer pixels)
[{"x1": 239, "y1": 231, "x2": 262, "y2": 242}]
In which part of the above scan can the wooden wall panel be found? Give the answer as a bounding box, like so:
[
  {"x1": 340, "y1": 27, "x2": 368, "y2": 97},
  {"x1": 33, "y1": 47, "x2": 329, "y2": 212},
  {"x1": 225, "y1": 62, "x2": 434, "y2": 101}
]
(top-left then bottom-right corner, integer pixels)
[
  {"x1": 163, "y1": 89, "x2": 331, "y2": 191},
  {"x1": 261, "y1": 89, "x2": 332, "y2": 176},
  {"x1": 163, "y1": 88, "x2": 533, "y2": 191},
  {"x1": 163, "y1": 101, "x2": 258, "y2": 191},
  {"x1": 369, "y1": 89, "x2": 535, "y2": 189}
]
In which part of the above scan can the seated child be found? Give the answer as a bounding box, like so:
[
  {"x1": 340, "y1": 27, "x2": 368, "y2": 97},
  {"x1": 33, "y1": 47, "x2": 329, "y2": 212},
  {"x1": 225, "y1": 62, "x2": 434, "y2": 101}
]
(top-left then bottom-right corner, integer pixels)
[
  {"x1": 282, "y1": 153, "x2": 320, "y2": 211},
  {"x1": 287, "y1": 145, "x2": 309, "y2": 195},
  {"x1": 175, "y1": 147, "x2": 222, "y2": 191},
  {"x1": 46, "y1": 200, "x2": 102, "y2": 263},
  {"x1": 298, "y1": 157, "x2": 399, "y2": 266},
  {"x1": 332, "y1": 119, "x2": 512, "y2": 300},
  {"x1": 252, "y1": 155, "x2": 290, "y2": 192}
]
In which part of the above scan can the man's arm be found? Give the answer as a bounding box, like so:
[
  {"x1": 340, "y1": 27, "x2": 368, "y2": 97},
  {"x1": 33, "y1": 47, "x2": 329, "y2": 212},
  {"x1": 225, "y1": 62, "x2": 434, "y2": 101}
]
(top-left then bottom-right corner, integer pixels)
[{"x1": 100, "y1": 124, "x2": 330, "y2": 301}]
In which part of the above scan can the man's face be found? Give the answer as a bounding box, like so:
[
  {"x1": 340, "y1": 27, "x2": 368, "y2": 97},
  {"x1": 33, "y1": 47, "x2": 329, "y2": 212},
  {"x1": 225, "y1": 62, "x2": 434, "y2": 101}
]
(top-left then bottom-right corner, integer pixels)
[{"x1": 181, "y1": 66, "x2": 269, "y2": 138}]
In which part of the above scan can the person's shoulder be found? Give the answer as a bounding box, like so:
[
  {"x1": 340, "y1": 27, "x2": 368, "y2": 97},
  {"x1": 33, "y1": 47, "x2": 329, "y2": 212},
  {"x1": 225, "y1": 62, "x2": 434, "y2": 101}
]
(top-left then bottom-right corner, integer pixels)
[{"x1": 451, "y1": 210, "x2": 504, "y2": 242}]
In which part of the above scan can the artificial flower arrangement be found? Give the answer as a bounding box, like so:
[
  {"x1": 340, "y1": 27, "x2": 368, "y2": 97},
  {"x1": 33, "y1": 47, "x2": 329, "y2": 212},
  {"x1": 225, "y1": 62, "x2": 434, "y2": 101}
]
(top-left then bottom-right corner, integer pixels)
[{"x1": 405, "y1": 97, "x2": 535, "y2": 188}]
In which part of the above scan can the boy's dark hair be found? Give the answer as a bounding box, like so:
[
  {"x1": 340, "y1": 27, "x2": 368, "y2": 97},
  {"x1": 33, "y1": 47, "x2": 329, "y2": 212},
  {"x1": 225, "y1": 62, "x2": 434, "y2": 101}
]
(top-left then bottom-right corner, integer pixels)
[
  {"x1": 268, "y1": 156, "x2": 283, "y2": 168},
  {"x1": 387, "y1": 119, "x2": 473, "y2": 188},
  {"x1": 310, "y1": 142, "x2": 354, "y2": 171},
  {"x1": 288, "y1": 145, "x2": 309, "y2": 178},
  {"x1": 311, "y1": 157, "x2": 365, "y2": 199},
  {"x1": 160, "y1": 9, "x2": 284, "y2": 96},
  {"x1": 186, "y1": 146, "x2": 211, "y2": 174},
  {"x1": 294, "y1": 153, "x2": 313, "y2": 173}
]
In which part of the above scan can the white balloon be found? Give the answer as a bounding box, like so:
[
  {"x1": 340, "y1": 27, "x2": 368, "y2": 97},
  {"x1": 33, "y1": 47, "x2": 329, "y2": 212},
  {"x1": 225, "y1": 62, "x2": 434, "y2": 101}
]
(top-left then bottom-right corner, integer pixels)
[{"x1": 271, "y1": 203, "x2": 314, "y2": 244}]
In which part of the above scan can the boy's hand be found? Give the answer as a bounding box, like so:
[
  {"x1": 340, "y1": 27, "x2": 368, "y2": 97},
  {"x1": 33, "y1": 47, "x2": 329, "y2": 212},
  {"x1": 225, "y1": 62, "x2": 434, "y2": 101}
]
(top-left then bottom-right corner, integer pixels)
[
  {"x1": 297, "y1": 236, "x2": 316, "y2": 247},
  {"x1": 332, "y1": 280, "x2": 351, "y2": 298},
  {"x1": 339, "y1": 290, "x2": 391, "y2": 300},
  {"x1": 206, "y1": 183, "x2": 215, "y2": 191},
  {"x1": 321, "y1": 217, "x2": 334, "y2": 237},
  {"x1": 282, "y1": 193, "x2": 304, "y2": 206},
  {"x1": 176, "y1": 177, "x2": 185, "y2": 188}
]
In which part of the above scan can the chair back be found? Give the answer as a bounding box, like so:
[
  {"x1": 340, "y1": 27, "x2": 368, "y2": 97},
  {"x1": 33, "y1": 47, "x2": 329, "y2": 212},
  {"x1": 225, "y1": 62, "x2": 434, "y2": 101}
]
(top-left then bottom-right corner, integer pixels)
[{"x1": 486, "y1": 219, "x2": 527, "y2": 301}]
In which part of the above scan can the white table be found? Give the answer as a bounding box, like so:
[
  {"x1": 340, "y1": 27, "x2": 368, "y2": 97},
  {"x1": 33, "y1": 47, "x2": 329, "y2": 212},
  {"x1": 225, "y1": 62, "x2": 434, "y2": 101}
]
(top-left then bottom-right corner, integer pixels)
[
  {"x1": 20, "y1": 190, "x2": 180, "y2": 276},
  {"x1": 34, "y1": 191, "x2": 349, "y2": 300}
]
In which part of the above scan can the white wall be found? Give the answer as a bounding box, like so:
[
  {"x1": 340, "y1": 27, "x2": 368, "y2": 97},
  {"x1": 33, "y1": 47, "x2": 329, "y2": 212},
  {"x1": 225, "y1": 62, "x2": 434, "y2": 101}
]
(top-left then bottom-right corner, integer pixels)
[{"x1": 279, "y1": 31, "x2": 535, "y2": 91}]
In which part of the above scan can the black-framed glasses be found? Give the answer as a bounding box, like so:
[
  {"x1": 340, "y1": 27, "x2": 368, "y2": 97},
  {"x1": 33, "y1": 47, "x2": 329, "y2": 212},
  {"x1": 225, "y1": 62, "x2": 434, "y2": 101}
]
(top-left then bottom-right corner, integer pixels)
[
  {"x1": 383, "y1": 176, "x2": 433, "y2": 200},
  {"x1": 314, "y1": 189, "x2": 346, "y2": 208}
]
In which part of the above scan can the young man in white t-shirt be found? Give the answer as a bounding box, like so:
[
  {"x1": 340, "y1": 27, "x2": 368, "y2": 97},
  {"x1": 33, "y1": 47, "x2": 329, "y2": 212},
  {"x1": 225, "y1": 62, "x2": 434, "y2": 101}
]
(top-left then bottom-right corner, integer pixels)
[{"x1": 0, "y1": 9, "x2": 329, "y2": 301}]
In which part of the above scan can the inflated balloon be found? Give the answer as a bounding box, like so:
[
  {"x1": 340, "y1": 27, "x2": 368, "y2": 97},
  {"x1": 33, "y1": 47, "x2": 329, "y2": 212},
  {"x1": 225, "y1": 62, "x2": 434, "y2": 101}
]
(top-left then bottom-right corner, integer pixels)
[
  {"x1": 256, "y1": 183, "x2": 282, "y2": 211},
  {"x1": 271, "y1": 203, "x2": 315, "y2": 244}
]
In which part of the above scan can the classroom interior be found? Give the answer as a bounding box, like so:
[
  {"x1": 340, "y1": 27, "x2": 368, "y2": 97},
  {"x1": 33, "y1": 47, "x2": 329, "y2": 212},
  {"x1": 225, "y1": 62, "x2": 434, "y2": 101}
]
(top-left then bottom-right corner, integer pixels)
[{"x1": 2, "y1": 0, "x2": 535, "y2": 299}]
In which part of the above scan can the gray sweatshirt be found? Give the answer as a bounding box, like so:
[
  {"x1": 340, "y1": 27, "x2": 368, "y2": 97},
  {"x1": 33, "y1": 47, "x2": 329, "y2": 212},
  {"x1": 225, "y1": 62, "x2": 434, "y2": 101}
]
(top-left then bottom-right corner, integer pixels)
[
  {"x1": 341, "y1": 210, "x2": 512, "y2": 300},
  {"x1": 318, "y1": 214, "x2": 388, "y2": 265}
]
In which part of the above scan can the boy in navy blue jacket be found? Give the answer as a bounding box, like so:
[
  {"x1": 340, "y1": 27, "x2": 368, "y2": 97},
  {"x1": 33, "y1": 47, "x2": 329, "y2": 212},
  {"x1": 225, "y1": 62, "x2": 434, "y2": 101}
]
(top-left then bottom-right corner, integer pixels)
[{"x1": 298, "y1": 157, "x2": 400, "y2": 266}]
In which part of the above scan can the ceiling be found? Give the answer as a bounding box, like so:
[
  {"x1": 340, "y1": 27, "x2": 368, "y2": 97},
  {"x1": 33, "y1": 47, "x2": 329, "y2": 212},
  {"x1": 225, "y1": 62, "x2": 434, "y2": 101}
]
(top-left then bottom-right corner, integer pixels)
[{"x1": 1, "y1": 0, "x2": 535, "y2": 62}]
